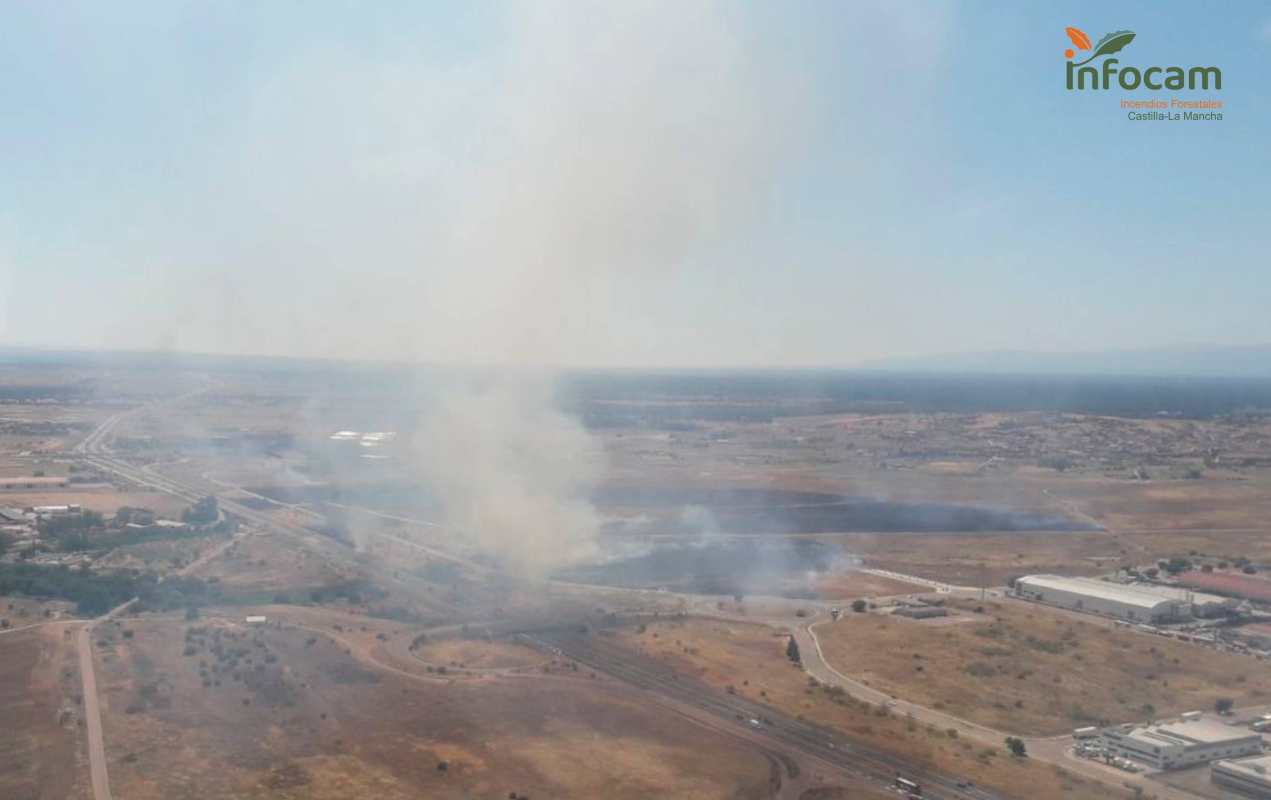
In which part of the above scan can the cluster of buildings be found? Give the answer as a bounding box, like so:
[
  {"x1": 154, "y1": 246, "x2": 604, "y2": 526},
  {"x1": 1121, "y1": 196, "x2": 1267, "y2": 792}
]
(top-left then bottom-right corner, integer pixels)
[
  {"x1": 1013, "y1": 574, "x2": 1236, "y2": 623},
  {"x1": 1101, "y1": 714, "x2": 1263, "y2": 770},
  {"x1": 1083, "y1": 713, "x2": 1271, "y2": 795},
  {"x1": 1, "y1": 504, "x2": 84, "y2": 546},
  {"x1": 1213, "y1": 754, "x2": 1271, "y2": 797}
]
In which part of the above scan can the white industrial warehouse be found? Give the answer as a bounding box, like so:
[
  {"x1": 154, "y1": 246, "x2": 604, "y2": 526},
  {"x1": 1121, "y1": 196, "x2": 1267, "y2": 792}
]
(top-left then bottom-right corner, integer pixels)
[
  {"x1": 1013, "y1": 575, "x2": 1235, "y2": 623},
  {"x1": 1213, "y1": 755, "x2": 1271, "y2": 798},
  {"x1": 1102, "y1": 716, "x2": 1263, "y2": 770}
]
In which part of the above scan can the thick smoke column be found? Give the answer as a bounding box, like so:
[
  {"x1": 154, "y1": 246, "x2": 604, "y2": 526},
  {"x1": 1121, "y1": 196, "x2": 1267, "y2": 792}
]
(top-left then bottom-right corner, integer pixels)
[
  {"x1": 415, "y1": 378, "x2": 602, "y2": 574},
  {"x1": 410, "y1": 2, "x2": 808, "y2": 573}
]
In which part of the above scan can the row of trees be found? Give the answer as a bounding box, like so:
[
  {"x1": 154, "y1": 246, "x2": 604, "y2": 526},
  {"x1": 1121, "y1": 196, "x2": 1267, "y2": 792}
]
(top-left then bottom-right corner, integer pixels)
[
  {"x1": 0, "y1": 563, "x2": 140, "y2": 615},
  {"x1": 0, "y1": 564, "x2": 225, "y2": 616}
]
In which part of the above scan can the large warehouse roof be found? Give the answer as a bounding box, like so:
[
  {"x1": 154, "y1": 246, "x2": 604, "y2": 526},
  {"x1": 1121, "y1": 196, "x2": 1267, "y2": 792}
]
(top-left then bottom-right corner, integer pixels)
[
  {"x1": 1137, "y1": 718, "x2": 1257, "y2": 746},
  {"x1": 1016, "y1": 575, "x2": 1182, "y2": 611},
  {"x1": 1214, "y1": 754, "x2": 1271, "y2": 781}
]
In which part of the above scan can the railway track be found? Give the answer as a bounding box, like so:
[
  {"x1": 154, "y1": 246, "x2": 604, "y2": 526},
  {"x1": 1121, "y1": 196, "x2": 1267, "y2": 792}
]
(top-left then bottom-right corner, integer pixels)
[{"x1": 521, "y1": 630, "x2": 1000, "y2": 800}]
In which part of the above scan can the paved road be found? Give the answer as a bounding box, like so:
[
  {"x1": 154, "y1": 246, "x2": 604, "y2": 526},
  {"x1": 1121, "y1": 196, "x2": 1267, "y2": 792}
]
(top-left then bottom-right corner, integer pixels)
[{"x1": 799, "y1": 618, "x2": 1011, "y2": 744}]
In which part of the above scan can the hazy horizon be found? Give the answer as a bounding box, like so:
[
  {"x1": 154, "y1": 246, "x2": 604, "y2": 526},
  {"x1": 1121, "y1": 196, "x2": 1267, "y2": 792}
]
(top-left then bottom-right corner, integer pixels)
[{"x1": 4, "y1": 1, "x2": 1269, "y2": 367}]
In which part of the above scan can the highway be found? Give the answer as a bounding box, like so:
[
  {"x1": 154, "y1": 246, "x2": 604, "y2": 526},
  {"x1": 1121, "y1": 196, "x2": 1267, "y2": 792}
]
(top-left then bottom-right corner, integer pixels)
[
  {"x1": 522, "y1": 629, "x2": 998, "y2": 800},
  {"x1": 66, "y1": 402, "x2": 1154, "y2": 800}
]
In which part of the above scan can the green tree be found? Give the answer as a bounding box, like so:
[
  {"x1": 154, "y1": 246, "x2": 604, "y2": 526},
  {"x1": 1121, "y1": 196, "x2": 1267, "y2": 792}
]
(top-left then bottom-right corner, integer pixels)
[
  {"x1": 1167, "y1": 557, "x2": 1190, "y2": 574},
  {"x1": 1005, "y1": 736, "x2": 1027, "y2": 757},
  {"x1": 851, "y1": 599, "x2": 868, "y2": 613},
  {"x1": 1215, "y1": 697, "x2": 1234, "y2": 714},
  {"x1": 182, "y1": 496, "x2": 219, "y2": 525},
  {"x1": 785, "y1": 636, "x2": 801, "y2": 665}
]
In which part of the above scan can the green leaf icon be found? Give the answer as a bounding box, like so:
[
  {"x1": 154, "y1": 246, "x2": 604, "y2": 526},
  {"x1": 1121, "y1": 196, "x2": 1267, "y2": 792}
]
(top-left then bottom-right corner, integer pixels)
[
  {"x1": 1091, "y1": 30, "x2": 1135, "y2": 57},
  {"x1": 1073, "y1": 30, "x2": 1135, "y2": 66}
]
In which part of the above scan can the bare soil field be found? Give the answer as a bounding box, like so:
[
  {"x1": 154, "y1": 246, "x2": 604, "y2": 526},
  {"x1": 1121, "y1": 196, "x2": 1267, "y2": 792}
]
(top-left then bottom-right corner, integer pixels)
[
  {"x1": 93, "y1": 615, "x2": 777, "y2": 800},
  {"x1": 613, "y1": 617, "x2": 1120, "y2": 800},
  {"x1": 816, "y1": 598, "x2": 1271, "y2": 735},
  {"x1": 812, "y1": 570, "x2": 926, "y2": 599},
  {"x1": 0, "y1": 625, "x2": 89, "y2": 800},
  {"x1": 1058, "y1": 477, "x2": 1271, "y2": 533},
  {"x1": 0, "y1": 489, "x2": 187, "y2": 517}
]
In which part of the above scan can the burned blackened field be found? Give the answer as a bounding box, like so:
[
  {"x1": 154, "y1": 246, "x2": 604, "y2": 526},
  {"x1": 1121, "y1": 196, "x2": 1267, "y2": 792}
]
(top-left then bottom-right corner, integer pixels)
[
  {"x1": 593, "y1": 487, "x2": 1096, "y2": 536},
  {"x1": 554, "y1": 488, "x2": 1096, "y2": 597}
]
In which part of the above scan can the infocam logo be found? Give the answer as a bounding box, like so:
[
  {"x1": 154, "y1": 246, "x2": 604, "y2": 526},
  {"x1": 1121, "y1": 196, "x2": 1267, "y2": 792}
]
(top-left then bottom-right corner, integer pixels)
[{"x1": 1063, "y1": 26, "x2": 1221, "y2": 91}]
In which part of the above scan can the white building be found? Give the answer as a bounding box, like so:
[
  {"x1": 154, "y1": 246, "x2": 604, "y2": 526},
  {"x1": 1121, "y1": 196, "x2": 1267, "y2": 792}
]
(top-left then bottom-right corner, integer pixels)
[
  {"x1": 1015, "y1": 575, "x2": 1187, "y2": 622},
  {"x1": 1213, "y1": 755, "x2": 1271, "y2": 798},
  {"x1": 30, "y1": 504, "x2": 82, "y2": 518},
  {"x1": 1183, "y1": 588, "x2": 1239, "y2": 618},
  {"x1": 1102, "y1": 717, "x2": 1263, "y2": 770}
]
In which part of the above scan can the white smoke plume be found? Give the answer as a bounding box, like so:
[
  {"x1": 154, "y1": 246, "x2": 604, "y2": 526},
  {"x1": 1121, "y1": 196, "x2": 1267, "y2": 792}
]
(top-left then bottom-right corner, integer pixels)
[
  {"x1": 410, "y1": 1, "x2": 808, "y2": 573},
  {"x1": 415, "y1": 377, "x2": 602, "y2": 575}
]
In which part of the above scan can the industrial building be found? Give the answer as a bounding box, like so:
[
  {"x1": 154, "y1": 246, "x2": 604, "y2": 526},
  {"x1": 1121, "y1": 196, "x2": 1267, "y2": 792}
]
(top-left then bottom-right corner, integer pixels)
[
  {"x1": 1185, "y1": 588, "x2": 1241, "y2": 618},
  {"x1": 30, "y1": 504, "x2": 82, "y2": 518},
  {"x1": 1213, "y1": 755, "x2": 1271, "y2": 798},
  {"x1": 1013, "y1": 575, "x2": 1235, "y2": 622},
  {"x1": 1101, "y1": 717, "x2": 1263, "y2": 770}
]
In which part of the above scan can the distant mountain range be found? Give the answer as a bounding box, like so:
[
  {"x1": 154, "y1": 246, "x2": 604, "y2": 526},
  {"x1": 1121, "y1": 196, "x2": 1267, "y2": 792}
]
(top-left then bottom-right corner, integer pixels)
[{"x1": 862, "y1": 345, "x2": 1271, "y2": 379}]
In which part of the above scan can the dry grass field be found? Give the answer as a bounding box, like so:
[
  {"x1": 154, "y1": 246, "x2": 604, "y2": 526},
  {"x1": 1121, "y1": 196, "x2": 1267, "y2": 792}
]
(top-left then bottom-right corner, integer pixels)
[
  {"x1": 830, "y1": 531, "x2": 1123, "y2": 586},
  {"x1": 92, "y1": 615, "x2": 777, "y2": 800},
  {"x1": 94, "y1": 536, "x2": 230, "y2": 572},
  {"x1": 602, "y1": 411, "x2": 1271, "y2": 587},
  {"x1": 0, "y1": 625, "x2": 89, "y2": 800},
  {"x1": 816, "y1": 599, "x2": 1271, "y2": 735},
  {"x1": 410, "y1": 638, "x2": 544, "y2": 670},
  {"x1": 613, "y1": 617, "x2": 1122, "y2": 800},
  {"x1": 812, "y1": 570, "x2": 926, "y2": 599},
  {"x1": 196, "y1": 534, "x2": 362, "y2": 594}
]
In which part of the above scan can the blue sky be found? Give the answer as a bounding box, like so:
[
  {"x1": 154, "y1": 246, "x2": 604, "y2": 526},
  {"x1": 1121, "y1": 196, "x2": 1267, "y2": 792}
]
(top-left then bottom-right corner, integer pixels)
[{"x1": 1, "y1": 1, "x2": 1268, "y2": 367}]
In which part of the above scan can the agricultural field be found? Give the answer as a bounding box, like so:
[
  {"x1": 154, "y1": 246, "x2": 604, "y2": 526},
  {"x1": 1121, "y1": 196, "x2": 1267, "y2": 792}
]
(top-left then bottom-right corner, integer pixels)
[{"x1": 815, "y1": 598, "x2": 1271, "y2": 735}]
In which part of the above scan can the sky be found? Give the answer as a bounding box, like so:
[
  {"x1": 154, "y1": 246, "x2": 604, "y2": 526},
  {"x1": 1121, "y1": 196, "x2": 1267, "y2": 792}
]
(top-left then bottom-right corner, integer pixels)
[{"x1": 2, "y1": 1, "x2": 1269, "y2": 368}]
